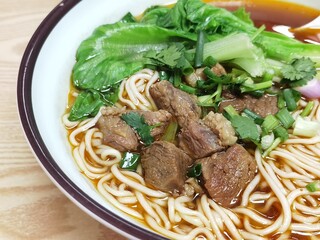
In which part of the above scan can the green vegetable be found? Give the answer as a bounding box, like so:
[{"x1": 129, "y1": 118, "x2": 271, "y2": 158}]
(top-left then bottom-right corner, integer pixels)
[
  {"x1": 275, "y1": 108, "x2": 295, "y2": 129},
  {"x1": 120, "y1": 12, "x2": 136, "y2": 23},
  {"x1": 203, "y1": 56, "x2": 217, "y2": 68},
  {"x1": 120, "y1": 152, "x2": 141, "y2": 171},
  {"x1": 121, "y1": 112, "x2": 155, "y2": 146},
  {"x1": 240, "y1": 80, "x2": 273, "y2": 93},
  {"x1": 261, "y1": 133, "x2": 274, "y2": 150},
  {"x1": 293, "y1": 116, "x2": 320, "y2": 138},
  {"x1": 179, "y1": 83, "x2": 197, "y2": 94},
  {"x1": 281, "y1": 57, "x2": 317, "y2": 87},
  {"x1": 194, "y1": 30, "x2": 205, "y2": 67},
  {"x1": 262, "y1": 115, "x2": 280, "y2": 134},
  {"x1": 73, "y1": 22, "x2": 195, "y2": 92},
  {"x1": 273, "y1": 126, "x2": 289, "y2": 142},
  {"x1": 283, "y1": 89, "x2": 298, "y2": 111},
  {"x1": 161, "y1": 121, "x2": 178, "y2": 142},
  {"x1": 223, "y1": 105, "x2": 239, "y2": 120},
  {"x1": 187, "y1": 164, "x2": 202, "y2": 178},
  {"x1": 243, "y1": 108, "x2": 264, "y2": 125},
  {"x1": 306, "y1": 181, "x2": 320, "y2": 192},
  {"x1": 202, "y1": 33, "x2": 266, "y2": 77},
  {"x1": 68, "y1": 90, "x2": 104, "y2": 121},
  {"x1": 262, "y1": 137, "x2": 281, "y2": 158},
  {"x1": 300, "y1": 101, "x2": 314, "y2": 117},
  {"x1": 230, "y1": 115, "x2": 260, "y2": 143}
]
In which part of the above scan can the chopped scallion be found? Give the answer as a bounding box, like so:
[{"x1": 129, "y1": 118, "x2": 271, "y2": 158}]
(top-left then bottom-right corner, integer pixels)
[
  {"x1": 273, "y1": 126, "x2": 289, "y2": 142},
  {"x1": 306, "y1": 181, "x2": 320, "y2": 192},
  {"x1": 243, "y1": 108, "x2": 264, "y2": 125},
  {"x1": 179, "y1": 83, "x2": 197, "y2": 95},
  {"x1": 283, "y1": 89, "x2": 297, "y2": 111},
  {"x1": 203, "y1": 56, "x2": 217, "y2": 68},
  {"x1": 161, "y1": 121, "x2": 178, "y2": 142},
  {"x1": 262, "y1": 137, "x2": 282, "y2": 158},
  {"x1": 293, "y1": 116, "x2": 320, "y2": 138},
  {"x1": 194, "y1": 30, "x2": 205, "y2": 68},
  {"x1": 275, "y1": 108, "x2": 295, "y2": 129},
  {"x1": 261, "y1": 133, "x2": 274, "y2": 150},
  {"x1": 223, "y1": 105, "x2": 239, "y2": 120},
  {"x1": 262, "y1": 115, "x2": 280, "y2": 134},
  {"x1": 120, "y1": 152, "x2": 141, "y2": 171},
  {"x1": 300, "y1": 101, "x2": 314, "y2": 117}
]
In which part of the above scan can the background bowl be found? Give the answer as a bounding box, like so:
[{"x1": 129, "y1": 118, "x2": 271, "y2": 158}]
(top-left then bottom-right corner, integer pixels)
[{"x1": 17, "y1": 0, "x2": 320, "y2": 239}]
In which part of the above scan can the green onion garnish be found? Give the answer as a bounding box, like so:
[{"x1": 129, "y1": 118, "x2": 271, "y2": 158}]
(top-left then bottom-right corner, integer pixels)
[
  {"x1": 203, "y1": 56, "x2": 217, "y2": 68},
  {"x1": 120, "y1": 152, "x2": 141, "y2": 171},
  {"x1": 194, "y1": 30, "x2": 205, "y2": 68},
  {"x1": 306, "y1": 181, "x2": 320, "y2": 192},
  {"x1": 275, "y1": 108, "x2": 295, "y2": 129},
  {"x1": 283, "y1": 89, "x2": 297, "y2": 111},
  {"x1": 243, "y1": 108, "x2": 264, "y2": 125},
  {"x1": 273, "y1": 126, "x2": 289, "y2": 142},
  {"x1": 223, "y1": 105, "x2": 239, "y2": 120},
  {"x1": 300, "y1": 101, "x2": 314, "y2": 117},
  {"x1": 179, "y1": 83, "x2": 197, "y2": 95},
  {"x1": 262, "y1": 115, "x2": 280, "y2": 134}
]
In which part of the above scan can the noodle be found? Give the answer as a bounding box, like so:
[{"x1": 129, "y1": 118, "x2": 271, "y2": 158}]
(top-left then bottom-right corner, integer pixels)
[{"x1": 63, "y1": 69, "x2": 320, "y2": 239}]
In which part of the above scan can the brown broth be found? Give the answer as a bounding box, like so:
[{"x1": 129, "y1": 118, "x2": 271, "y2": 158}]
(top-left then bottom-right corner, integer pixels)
[{"x1": 208, "y1": 0, "x2": 320, "y2": 43}]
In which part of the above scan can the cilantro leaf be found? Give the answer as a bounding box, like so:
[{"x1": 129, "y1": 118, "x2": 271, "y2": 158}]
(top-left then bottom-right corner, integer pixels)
[
  {"x1": 281, "y1": 57, "x2": 316, "y2": 87},
  {"x1": 145, "y1": 44, "x2": 183, "y2": 68},
  {"x1": 230, "y1": 115, "x2": 260, "y2": 143},
  {"x1": 121, "y1": 112, "x2": 155, "y2": 146}
]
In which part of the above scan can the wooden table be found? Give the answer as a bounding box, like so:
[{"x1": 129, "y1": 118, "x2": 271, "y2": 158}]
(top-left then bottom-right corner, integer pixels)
[{"x1": 0, "y1": 1, "x2": 125, "y2": 239}]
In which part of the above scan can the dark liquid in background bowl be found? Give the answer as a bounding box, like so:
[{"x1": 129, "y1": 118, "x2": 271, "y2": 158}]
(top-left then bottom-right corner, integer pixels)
[{"x1": 209, "y1": 0, "x2": 320, "y2": 43}]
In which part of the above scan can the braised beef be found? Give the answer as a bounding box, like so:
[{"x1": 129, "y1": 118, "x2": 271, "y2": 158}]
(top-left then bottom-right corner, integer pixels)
[
  {"x1": 219, "y1": 91, "x2": 278, "y2": 117},
  {"x1": 97, "y1": 108, "x2": 139, "y2": 152},
  {"x1": 141, "y1": 141, "x2": 193, "y2": 194},
  {"x1": 203, "y1": 111, "x2": 237, "y2": 146},
  {"x1": 133, "y1": 110, "x2": 172, "y2": 139},
  {"x1": 150, "y1": 80, "x2": 201, "y2": 128},
  {"x1": 178, "y1": 120, "x2": 225, "y2": 159},
  {"x1": 97, "y1": 107, "x2": 172, "y2": 151},
  {"x1": 197, "y1": 144, "x2": 257, "y2": 207}
]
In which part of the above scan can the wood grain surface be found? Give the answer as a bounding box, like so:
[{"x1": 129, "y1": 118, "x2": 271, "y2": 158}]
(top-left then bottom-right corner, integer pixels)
[{"x1": 0, "y1": 1, "x2": 126, "y2": 239}]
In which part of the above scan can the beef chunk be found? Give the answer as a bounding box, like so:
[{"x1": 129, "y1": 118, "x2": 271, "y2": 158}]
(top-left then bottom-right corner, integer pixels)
[
  {"x1": 197, "y1": 144, "x2": 257, "y2": 207},
  {"x1": 97, "y1": 108, "x2": 139, "y2": 152},
  {"x1": 178, "y1": 120, "x2": 225, "y2": 159},
  {"x1": 141, "y1": 141, "x2": 193, "y2": 194},
  {"x1": 203, "y1": 112, "x2": 237, "y2": 146},
  {"x1": 219, "y1": 91, "x2": 278, "y2": 117},
  {"x1": 185, "y1": 64, "x2": 227, "y2": 87},
  {"x1": 133, "y1": 110, "x2": 172, "y2": 139},
  {"x1": 150, "y1": 80, "x2": 201, "y2": 128}
]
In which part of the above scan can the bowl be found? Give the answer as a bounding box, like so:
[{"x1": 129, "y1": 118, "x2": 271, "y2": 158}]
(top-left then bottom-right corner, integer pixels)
[{"x1": 17, "y1": 0, "x2": 320, "y2": 239}]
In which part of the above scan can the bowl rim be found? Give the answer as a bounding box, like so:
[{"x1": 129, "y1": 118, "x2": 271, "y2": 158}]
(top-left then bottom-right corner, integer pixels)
[{"x1": 16, "y1": 1, "x2": 167, "y2": 239}]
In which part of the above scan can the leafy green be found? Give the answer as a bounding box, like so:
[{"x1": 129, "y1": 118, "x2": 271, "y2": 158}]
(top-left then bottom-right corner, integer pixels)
[
  {"x1": 230, "y1": 115, "x2": 260, "y2": 142},
  {"x1": 281, "y1": 57, "x2": 317, "y2": 87},
  {"x1": 73, "y1": 22, "x2": 195, "y2": 91},
  {"x1": 68, "y1": 90, "x2": 104, "y2": 121},
  {"x1": 232, "y1": 7, "x2": 254, "y2": 26},
  {"x1": 120, "y1": 112, "x2": 155, "y2": 146},
  {"x1": 120, "y1": 152, "x2": 141, "y2": 171}
]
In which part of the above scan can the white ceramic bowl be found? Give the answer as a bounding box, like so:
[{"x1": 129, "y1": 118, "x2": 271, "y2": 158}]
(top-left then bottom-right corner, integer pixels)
[{"x1": 17, "y1": 0, "x2": 320, "y2": 239}]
